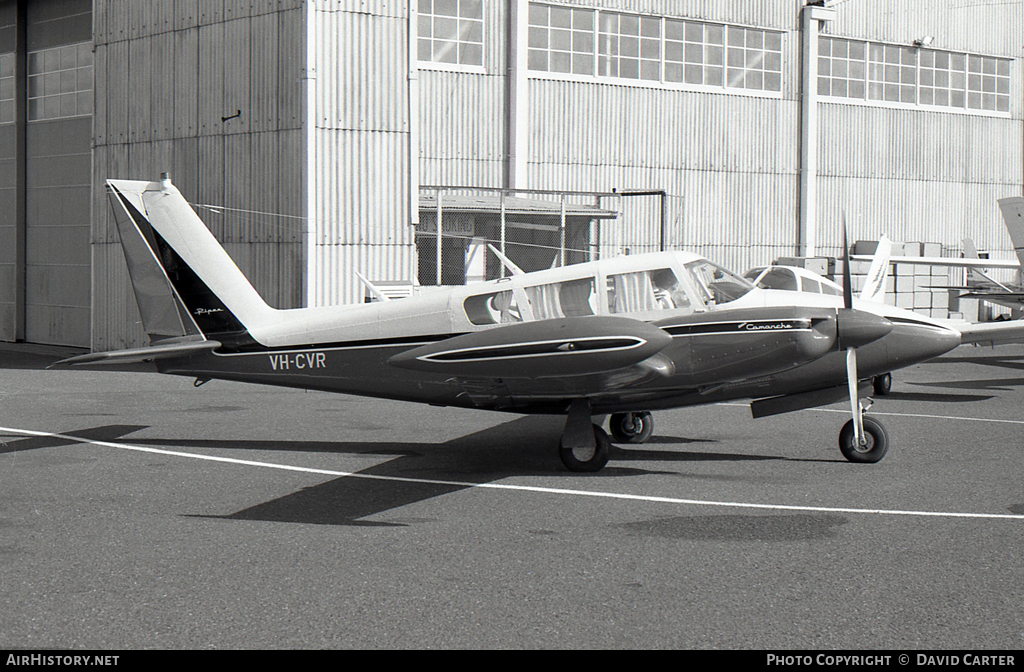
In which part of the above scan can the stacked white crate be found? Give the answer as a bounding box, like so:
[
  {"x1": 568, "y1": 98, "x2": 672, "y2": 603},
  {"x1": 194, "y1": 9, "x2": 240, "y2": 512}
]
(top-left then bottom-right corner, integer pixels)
[{"x1": 793, "y1": 241, "x2": 981, "y2": 320}]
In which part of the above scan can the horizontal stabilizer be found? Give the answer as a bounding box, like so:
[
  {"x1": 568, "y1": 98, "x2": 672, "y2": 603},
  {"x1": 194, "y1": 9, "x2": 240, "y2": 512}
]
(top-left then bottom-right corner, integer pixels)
[{"x1": 49, "y1": 340, "x2": 221, "y2": 368}]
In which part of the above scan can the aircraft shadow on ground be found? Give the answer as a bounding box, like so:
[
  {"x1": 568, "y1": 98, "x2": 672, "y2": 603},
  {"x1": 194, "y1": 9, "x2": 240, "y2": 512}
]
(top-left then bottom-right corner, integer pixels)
[
  {"x1": 907, "y1": 377, "x2": 1024, "y2": 392},
  {"x1": 934, "y1": 353, "x2": 1024, "y2": 371},
  {"x1": 23, "y1": 417, "x2": 791, "y2": 527},
  {"x1": 0, "y1": 424, "x2": 148, "y2": 454}
]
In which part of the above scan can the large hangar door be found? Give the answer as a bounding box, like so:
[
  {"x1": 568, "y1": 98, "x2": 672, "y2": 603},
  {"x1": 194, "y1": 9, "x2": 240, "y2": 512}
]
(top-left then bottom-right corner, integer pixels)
[
  {"x1": 25, "y1": 114, "x2": 91, "y2": 346},
  {"x1": 23, "y1": 2, "x2": 92, "y2": 347}
]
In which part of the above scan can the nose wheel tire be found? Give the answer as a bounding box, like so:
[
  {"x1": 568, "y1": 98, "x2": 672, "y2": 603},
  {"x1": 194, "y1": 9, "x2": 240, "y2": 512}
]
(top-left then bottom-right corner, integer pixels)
[
  {"x1": 609, "y1": 411, "x2": 654, "y2": 444},
  {"x1": 839, "y1": 416, "x2": 889, "y2": 463},
  {"x1": 559, "y1": 424, "x2": 611, "y2": 472}
]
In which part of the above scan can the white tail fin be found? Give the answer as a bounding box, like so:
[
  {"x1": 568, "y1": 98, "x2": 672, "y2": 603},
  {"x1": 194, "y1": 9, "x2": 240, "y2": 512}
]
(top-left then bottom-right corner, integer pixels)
[
  {"x1": 858, "y1": 235, "x2": 892, "y2": 303},
  {"x1": 961, "y1": 237, "x2": 1010, "y2": 290},
  {"x1": 997, "y1": 197, "x2": 1024, "y2": 269},
  {"x1": 107, "y1": 177, "x2": 277, "y2": 344}
]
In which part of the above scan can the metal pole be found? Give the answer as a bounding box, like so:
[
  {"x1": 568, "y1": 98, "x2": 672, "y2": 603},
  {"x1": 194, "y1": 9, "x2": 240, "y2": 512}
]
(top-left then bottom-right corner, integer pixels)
[
  {"x1": 500, "y1": 191, "x2": 507, "y2": 278},
  {"x1": 14, "y1": 0, "x2": 26, "y2": 341},
  {"x1": 559, "y1": 196, "x2": 566, "y2": 266},
  {"x1": 436, "y1": 190, "x2": 443, "y2": 286},
  {"x1": 660, "y1": 190, "x2": 667, "y2": 252}
]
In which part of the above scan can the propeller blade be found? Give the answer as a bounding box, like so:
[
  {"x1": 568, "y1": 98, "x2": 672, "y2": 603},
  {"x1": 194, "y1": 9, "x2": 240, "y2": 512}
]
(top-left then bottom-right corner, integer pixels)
[
  {"x1": 841, "y1": 212, "x2": 853, "y2": 310},
  {"x1": 842, "y1": 212, "x2": 865, "y2": 447}
]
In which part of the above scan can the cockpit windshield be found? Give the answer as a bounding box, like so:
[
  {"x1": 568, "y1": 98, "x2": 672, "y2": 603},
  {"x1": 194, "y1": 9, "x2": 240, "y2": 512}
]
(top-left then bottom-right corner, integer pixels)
[{"x1": 684, "y1": 259, "x2": 755, "y2": 307}]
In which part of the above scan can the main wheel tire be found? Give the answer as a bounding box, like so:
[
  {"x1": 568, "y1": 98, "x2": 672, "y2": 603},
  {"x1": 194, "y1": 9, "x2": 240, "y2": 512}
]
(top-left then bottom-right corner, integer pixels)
[
  {"x1": 839, "y1": 416, "x2": 889, "y2": 463},
  {"x1": 872, "y1": 372, "x2": 892, "y2": 396},
  {"x1": 608, "y1": 411, "x2": 654, "y2": 444},
  {"x1": 559, "y1": 424, "x2": 611, "y2": 472}
]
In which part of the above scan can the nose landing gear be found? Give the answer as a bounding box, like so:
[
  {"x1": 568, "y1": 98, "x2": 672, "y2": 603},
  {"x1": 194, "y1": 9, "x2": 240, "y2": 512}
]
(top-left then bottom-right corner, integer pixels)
[{"x1": 839, "y1": 415, "x2": 889, "y2": 463}]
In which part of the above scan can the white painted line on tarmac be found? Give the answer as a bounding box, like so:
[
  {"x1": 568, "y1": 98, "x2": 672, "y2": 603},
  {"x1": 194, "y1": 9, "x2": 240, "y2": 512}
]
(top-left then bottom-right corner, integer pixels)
[
  {"x1": 720, "y1": 402, "x2": 1024, "y2": 426},
  {"x1": 4, "y1": 424, "x2": 1024, "y2": 522},
  {"x1": 813, "y1": 407, "x2": 1024, "y2": 425}
]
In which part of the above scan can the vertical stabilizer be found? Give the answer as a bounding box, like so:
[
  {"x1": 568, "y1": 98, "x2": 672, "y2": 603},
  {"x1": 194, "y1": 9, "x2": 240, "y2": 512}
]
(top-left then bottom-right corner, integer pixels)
[
  {"x1": 107, "y1": 176, "x2": 276, "y2": 345},
  {"x1": 997, "y1": 197, "x2": 1024, "y2": 269},
  {"x1": 961, "y1": 238, "x2": 1009, "y2": 289},
  {"x1": 859, "y1": 235, "x2": 891, "y2": 303}
]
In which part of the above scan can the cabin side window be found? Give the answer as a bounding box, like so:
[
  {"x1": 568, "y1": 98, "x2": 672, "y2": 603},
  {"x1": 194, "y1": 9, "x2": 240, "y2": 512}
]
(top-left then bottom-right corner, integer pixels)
[
  {"x1": 801, "y1": 277, "x2": 821, "y2": 293},
  {"x1": 755, "y1": 267, "x2": 799, "y2": 291},
  {"x1": 524, "y1": 277, "x2": 597, "y2": 320},
  {"x1": 464, "y1": 290, "x2": 524, "y2": 325},
  {"x1": 607, "y1": 268, "x2": 693, "y2": 314}
]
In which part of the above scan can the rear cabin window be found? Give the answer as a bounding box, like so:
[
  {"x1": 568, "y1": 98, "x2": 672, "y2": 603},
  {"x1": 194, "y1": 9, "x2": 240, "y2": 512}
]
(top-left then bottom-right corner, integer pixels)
[
  {"x1": 607, "y1": 268, "x2": 693, "y2": 314},
  {"x1": 755, "y1": 268, "x2": 799, "y2": 291},
  {"x1": 464, "y1": 290, "x2": 524, "y2": 325},
  {"x1": 801, "y1": 277, "x2": 821, "y2": 293},
  {"x1": 524, "y1": 278, "x2": 596, "y2": 320}
]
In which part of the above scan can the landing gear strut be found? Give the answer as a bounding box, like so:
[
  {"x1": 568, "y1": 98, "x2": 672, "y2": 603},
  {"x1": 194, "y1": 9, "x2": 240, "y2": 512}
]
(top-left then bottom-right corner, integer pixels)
[
  {"x1": 559, "y1": 399, "x2": 611, "y2": 472},
  {"x1": 608, "y1": 411, "x2": 654, "y2": 444}
]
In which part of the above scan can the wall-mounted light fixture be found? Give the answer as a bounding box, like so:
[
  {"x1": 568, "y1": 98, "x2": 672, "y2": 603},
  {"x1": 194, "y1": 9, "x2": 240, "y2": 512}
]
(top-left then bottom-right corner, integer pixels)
[{"x1": 913, "y1": 36, "x2": 935, "y2": 47}]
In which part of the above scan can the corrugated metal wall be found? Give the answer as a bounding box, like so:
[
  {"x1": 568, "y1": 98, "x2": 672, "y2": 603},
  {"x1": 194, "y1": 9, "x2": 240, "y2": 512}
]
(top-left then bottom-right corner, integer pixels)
[
  {"x1": 418, "y1": 0, "x2": 1023, "y2": 276},
  {"x1": 92, "y1": 0, "x2": 307, "y2": 350},
  {"x1": 419, "y1": 1, "x2": 807, "y2": 274},
  {"x1": 418, "y1": 0, "x2": 507, "y2": 188},
  {"x1": 817, "y1": 0, "x2": 1024, "y2": 261},
  {"x1": 310, "y1": 1, "x2": 414, "y2": 306}
]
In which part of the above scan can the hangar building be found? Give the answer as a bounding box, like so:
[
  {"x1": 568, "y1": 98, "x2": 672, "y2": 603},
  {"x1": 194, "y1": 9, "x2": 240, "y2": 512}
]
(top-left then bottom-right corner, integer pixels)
[{"x1": 0, "y1": 0, "x2": 1021, "y2": 350}]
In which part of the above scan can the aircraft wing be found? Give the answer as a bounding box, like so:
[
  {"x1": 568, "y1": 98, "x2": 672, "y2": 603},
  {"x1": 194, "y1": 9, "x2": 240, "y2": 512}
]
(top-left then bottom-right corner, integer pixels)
[
  {"x1": 956, "y1": 321, "x2": 1024, "y2": 346},
  {"x1": 850, "y1": 255, "x2": 1020, "y2": 270},
  {"x1": 49, "y1": 339, "x2": 222, "y2": 368}
]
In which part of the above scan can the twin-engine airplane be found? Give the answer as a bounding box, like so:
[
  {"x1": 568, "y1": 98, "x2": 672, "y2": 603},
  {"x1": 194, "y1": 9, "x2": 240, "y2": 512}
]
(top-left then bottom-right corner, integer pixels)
[{"x1": 58, "y1": 176, "x2": 975, "y2": 472}]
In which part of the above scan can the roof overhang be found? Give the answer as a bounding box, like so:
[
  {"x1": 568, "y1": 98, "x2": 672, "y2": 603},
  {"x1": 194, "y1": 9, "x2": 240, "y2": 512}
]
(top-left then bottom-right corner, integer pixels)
[{"x1": 419, "y1": 194, "x2": 619, "y2": 220}]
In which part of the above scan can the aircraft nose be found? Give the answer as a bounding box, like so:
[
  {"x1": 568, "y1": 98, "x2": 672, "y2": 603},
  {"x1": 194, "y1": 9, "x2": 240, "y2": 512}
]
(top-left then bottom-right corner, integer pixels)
[{"x1": 836, "y1": 309, "x2": 893, "y2": 349}]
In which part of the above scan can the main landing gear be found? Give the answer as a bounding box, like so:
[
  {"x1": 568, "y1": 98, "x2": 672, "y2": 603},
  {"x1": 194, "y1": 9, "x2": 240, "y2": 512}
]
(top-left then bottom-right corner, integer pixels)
[
  {"x1": 608, "y1": 411, "x2": 654, "y2": 444},
  {"x1": 558, "y1": 403, "x2": 655, "y2": 472},
  {"x1": 872, "y1": 372, "x2": 892, "y2": 396}
]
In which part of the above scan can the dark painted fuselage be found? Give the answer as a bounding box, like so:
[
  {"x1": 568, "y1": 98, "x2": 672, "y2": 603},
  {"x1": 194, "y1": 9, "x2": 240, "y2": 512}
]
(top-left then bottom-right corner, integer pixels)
[{"x1": 155, "y1": 303, "x2": 959, "y2": 417}]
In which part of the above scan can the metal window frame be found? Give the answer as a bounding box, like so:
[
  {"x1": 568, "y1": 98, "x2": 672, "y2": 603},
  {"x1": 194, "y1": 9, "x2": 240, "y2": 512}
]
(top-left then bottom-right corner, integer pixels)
[{"x1": 525, "y1": 1, "x2": 783, "y2": 97}]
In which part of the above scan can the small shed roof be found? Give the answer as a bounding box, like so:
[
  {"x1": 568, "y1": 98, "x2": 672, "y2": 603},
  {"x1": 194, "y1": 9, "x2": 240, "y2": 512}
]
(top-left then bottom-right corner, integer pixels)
[{"x1": 419, "y1": 194, "x2": 619, "y2": 219}]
